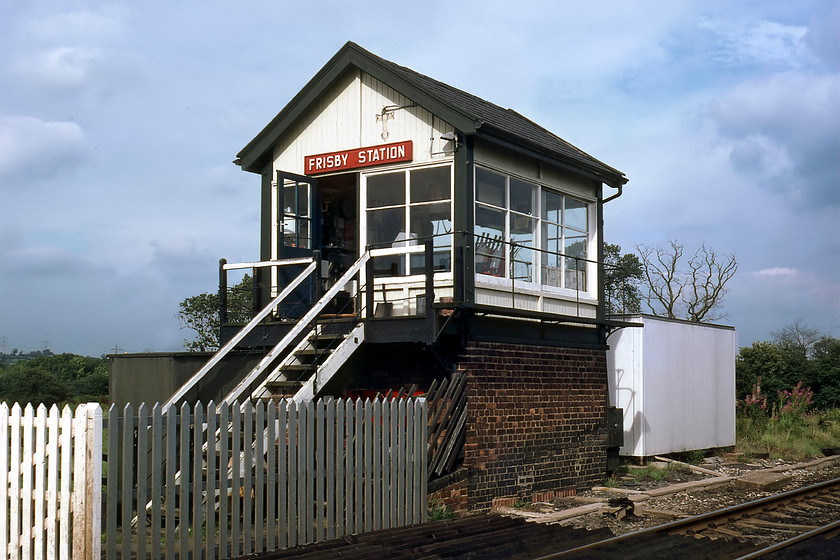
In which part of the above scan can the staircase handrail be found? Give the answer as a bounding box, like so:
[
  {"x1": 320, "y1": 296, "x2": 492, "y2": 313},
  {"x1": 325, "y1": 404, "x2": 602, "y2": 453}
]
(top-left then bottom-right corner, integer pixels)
[
  {"x1": 222, "y1": 250, "x2": 372, "y2": 406},
  {"x1": 161, "y1": 259, "x2": 318, "y2": 414}
]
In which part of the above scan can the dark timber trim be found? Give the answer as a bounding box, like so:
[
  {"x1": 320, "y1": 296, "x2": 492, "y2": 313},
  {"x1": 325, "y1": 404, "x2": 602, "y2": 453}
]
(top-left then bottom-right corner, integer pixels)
[{"x1": 236, "y1": 42, "x2": 627, "y2": 190}]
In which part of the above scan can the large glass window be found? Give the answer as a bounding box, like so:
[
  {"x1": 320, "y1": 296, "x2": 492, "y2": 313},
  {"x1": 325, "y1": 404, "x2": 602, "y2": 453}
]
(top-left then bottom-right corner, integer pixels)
[
  {"x1": 365, "y1": 165, "x2": 452, "y2": 276},
  {"x1": 474, "y1": 167, "x2": 591, "y2": 291}
]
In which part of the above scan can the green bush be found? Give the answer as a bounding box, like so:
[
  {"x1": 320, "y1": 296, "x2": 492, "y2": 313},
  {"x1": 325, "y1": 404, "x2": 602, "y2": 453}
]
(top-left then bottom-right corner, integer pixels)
[
  {"x1": 0, "y1": 353, "x2": 109, "y2": 406},
  {"x1": 737, "y1": 401, "x2": 840, "y2": 461},
  {"x1": 0, "y1": 365, "x2": 71, "y2": 407}
]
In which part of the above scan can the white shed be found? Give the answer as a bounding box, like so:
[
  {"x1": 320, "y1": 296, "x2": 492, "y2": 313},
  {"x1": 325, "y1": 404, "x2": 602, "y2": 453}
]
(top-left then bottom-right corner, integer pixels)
[{"x1": 606, "y1": 314, "x2": 737, "y2": 457}]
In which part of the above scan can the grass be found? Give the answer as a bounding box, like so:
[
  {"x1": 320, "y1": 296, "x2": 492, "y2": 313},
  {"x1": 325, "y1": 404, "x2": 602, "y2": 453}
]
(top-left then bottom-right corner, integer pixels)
[
  {"x1": 608, "y1": 461, "x2": 687, "y2": 486},
  {"x1": 737, "y1": 408, "x2": 840, "y2": 462},
  {"x1": 603, "y1": 474, "x2": 622, "y2": 488},
  {"x1": 428, "y1": 497, "x2": 456, "y2": 521}
]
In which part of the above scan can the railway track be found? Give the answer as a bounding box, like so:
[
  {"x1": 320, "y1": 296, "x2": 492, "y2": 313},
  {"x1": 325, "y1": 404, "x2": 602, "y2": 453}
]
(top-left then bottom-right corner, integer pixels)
[
  {"x1": 238, "y1": 477, "x2": 840, "y2": 559},
  {"x1": 536, "y1": 477, "x2": 840, "y2": 559}
]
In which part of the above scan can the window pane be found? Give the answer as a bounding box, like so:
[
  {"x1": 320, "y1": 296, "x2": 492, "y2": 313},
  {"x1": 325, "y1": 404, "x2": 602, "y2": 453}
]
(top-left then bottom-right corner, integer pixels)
[
  {"x1": 511, "y1": 215, "x2": 536, "y2": 282},
  {"x1": 475, "y1": 205, "x2": 505, "y2": 277},
  {"x1": 281, "y1": 217, "x2": 310, "y2": 248},
  {"x1": 542, "y1": 190, "x2": 562, "y2": 224},
  {"x1": 297, "y1": 219, "x2": 310, "y2": 249},
  {"x1": 510, "y1": 179, "x2": 535, "y2": 215},
  {"x1": 409, "y1": 202, "x2": 452, "y2": 274},
  {"x1": 367, "y1": 207, "x2": 405, "y2": 246},
  {"x1": 410, "y1": 202, "x2": 451, "y2": 239},
  {"x1": 476, "y1": 168, "x2": 505, "y2": 207},
  {"x1": 367, "y1": 172, "x2": 405, "y2": 208},
  {"x1": 281, "y1": 216, "x2": 296, "y2": 247},
  {"x1": 565, "y1": 234, "x2": 587, "y2": 290},
  {"x1": 283, "y1": 182, "x2": 309, "y2": 216},
  {"x1": 297, "y1": 182, "x2": 309, "y2": 216},
  {"x1": 410, "y1": 166, "x2": 450, "y2": 203},
  {"x1": 565, "y1": 197, "x2": 587, "y2": 231},
  {"x1": 541, "y1": 222, "x2": 562, "y2": 287}
]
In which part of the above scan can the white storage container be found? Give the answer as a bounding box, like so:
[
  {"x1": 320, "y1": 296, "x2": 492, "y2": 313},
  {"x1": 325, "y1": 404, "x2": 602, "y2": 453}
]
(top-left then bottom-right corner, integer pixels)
[{"x1": 607, "y1": 314, "x2": 737, "y2": 457}]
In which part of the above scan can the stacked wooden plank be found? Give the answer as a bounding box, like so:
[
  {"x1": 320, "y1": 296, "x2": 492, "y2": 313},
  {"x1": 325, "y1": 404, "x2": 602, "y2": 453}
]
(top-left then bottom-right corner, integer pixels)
[{"x1": 426, "y1": 373, "x2": 467, "y2": 480}]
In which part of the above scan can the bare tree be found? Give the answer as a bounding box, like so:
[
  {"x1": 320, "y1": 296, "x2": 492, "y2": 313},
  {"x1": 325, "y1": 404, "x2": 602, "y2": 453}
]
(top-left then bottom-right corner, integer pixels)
[
  {"x1": 636, "y1": 240, "x2": 737, "y2": 322},
  {"x1": 772, "y1": 320, "x2": 822, "y2": 358}
]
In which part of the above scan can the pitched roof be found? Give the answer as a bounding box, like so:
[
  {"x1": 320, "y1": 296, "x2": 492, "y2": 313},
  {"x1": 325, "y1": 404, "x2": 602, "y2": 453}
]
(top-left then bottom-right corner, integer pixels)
[{"x1": 237, "y1": 42, "x2": 627, "y2": 187}]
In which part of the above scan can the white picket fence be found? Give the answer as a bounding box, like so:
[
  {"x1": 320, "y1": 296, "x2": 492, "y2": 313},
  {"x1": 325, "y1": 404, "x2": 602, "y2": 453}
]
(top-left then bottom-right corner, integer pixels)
[
  {"x1": 0, "y1": 403, "x2": 102, "y2": 560},
  {"x1": 1, "y1": 398, "x2": 427, "y2": 560}
]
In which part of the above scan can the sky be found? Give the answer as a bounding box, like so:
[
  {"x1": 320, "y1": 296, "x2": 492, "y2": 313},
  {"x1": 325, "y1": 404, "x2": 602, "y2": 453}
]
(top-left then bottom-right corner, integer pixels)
[{"x1": 0, "y1": 0, "x2": 838, "y2": 357}]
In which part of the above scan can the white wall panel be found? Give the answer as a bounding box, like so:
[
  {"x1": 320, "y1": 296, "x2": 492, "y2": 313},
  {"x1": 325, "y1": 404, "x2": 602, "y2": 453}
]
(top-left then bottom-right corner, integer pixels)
[
  {"x1": 474, "y1": 285, "x2": 597, "y2": 318},
  {"x1": 607, "y1": 315, "x2": 737, "y2": 457},
  {"x1": 273, "y1": 70, "x2": 453, "y2": 176}
]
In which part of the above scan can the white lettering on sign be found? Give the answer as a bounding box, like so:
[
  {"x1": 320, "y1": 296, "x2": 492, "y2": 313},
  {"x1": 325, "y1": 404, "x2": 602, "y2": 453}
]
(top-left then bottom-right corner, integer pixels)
[
  {"x1": 307, "y1": 153, "x2": 349, "y2": 172},
  {"x1": 358, "y1": 144, "x2": 406, "y2": 165},
  {"x1": 304, "y1": 141, "x2": 413, "y2": 175}
]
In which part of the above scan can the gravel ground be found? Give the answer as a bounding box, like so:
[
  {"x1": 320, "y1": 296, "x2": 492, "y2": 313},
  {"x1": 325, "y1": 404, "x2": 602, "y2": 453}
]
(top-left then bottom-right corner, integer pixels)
[{"x1": 504, "y1": 455, "x2": 840, "y2": 536}]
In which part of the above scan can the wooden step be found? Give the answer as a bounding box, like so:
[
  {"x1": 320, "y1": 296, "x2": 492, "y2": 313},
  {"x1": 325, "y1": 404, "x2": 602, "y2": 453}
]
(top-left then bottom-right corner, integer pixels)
[
  {"x1": 295, "y1": 347, "x2": 330, "y2": 358},
  {"x1": 263, "y1": 380, "x2": 304, "y2": 390},
  {"x1": 278, "y1": 364, "x2": 313, "y2": 375}
]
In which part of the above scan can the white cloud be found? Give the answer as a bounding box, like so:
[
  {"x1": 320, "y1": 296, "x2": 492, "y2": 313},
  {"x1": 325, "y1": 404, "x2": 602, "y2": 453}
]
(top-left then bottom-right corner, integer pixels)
[
  {"x1": 12, "y1": 46, "x2": 104, "y2": 89},
  {"x1": 23, "y1": 8, "x2": 125, "y2": 43},
  {"x1": 804, "y1": 2, "x2": 840, "y2": 69},
  {"x1": 756, "y1": 267, "x2": 799, "y2": 277},
  {"x1": 707, "y1": 19, "x2": 810, "y2": 68},
  {"x1": 2, "y1": 245, "x2": 103, "y2": 276},
  {"x1": 0, "y1": 116, "x2": 89, "y2": 182},
  {"x1": 707, "y1": 71, "x2": 840, "y2": 207}
]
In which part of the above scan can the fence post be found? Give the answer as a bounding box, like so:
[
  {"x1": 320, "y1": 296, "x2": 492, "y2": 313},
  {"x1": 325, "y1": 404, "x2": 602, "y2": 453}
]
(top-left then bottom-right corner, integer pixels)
[{"x1": 72, "y1": 404, "x2": 102, "y2": 560}]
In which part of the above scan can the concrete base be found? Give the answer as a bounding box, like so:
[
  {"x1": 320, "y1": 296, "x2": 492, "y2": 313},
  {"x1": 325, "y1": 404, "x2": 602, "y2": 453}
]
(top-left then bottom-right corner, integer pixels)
[{"x1": 735, "y1": 470, "x2": 792, "y2": 491}]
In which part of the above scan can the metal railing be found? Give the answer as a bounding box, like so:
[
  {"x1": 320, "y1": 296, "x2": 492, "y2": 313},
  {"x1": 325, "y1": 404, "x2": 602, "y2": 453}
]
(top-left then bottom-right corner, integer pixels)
[{"x1": 214, "y1": 232, "x2": 638, "y2": 344}]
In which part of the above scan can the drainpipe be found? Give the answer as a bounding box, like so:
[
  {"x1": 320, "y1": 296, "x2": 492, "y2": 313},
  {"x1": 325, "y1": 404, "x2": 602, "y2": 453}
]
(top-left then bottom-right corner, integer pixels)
[{"x1": 603, "y1": 183, "x2": 623, "y2": 204}]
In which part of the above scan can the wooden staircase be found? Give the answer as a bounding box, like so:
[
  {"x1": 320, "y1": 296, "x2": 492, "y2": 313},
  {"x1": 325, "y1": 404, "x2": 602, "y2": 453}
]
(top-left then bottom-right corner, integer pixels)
[{"x1": 253, "y1": 317, "x2": 364, "y2": 401}]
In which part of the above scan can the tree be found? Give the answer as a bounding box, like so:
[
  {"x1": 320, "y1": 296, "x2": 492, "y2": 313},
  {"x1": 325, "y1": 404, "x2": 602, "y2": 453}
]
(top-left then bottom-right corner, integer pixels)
[
  {"x1": 0, "y1": 364, "x2": 71, "y2": 407},
  {"x1": 810, "y1": 336, "x2": 840, "y2": 409},
  {"x1": 772, "y1": 320, "x2": 821, "y2": 358},
  {"x1": 177, "y1": 274, "x2": 254, "y2": 351},
  {"x1": 0, "y1": 353, "x2": 109, "y2": 405},
  {"x1": 636, "y1": 240, "x2": 737, "y2": 322},
  {"x1": 735, "y1": 322, "x2": 840, "y2": 410},
  {"x1": 603, "y1": 243, "x2": 643, "y2": 316},
  {"x1": 736, "y1": 341, "x2": 802, "y2": 406}
]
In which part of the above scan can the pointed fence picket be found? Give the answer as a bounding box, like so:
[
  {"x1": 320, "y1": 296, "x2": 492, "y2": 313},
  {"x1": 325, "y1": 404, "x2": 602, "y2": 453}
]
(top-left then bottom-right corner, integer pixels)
[
  {"x1": 0, "y1": 402, "x2": 101, "y2": 560},
  {"x1": 0, "y1": 397, "x2": 426, "y2": 559},
  {"x1": 102, "y1": 397, "x2": 427, "y2": 560}
]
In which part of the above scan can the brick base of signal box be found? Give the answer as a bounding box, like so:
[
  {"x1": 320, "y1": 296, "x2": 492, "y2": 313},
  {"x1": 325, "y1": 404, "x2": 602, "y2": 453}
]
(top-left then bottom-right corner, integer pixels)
[{"x1": 434, "y1": 341, "x2": 609, "y2": 513}]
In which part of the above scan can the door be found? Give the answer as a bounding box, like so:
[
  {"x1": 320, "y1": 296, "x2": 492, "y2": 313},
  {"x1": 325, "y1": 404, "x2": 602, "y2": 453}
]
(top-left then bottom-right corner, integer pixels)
[{"x1": 275, "y1": 170, "x2": 320, "y2": 318}]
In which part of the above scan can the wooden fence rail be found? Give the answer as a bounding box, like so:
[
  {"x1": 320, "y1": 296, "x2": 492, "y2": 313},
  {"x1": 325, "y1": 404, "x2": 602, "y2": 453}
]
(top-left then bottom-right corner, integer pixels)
[{"x1": 1, "y1": 398, "x2": 426, "y2": 560}]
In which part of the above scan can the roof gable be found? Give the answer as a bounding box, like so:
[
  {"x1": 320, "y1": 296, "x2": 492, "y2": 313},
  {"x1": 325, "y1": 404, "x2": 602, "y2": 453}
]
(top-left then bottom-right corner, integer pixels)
[{"x1": 237, "y1": 42, "x2": 626, "y2": 187}]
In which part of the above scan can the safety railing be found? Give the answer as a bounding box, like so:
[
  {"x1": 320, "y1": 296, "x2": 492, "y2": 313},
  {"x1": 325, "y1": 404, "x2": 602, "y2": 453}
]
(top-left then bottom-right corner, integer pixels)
[{"x1": 162, "y1": 258, "x2": 318, "y2": 414}]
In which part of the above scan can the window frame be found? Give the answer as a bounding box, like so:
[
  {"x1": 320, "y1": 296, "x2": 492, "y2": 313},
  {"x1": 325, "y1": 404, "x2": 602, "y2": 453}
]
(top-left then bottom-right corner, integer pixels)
[
  {"x1": 361, "y1": 163, "x2": 454, "y2": 279},
  {"x1": 473, "y1": 165, "x2": 596, "y2": 297}
]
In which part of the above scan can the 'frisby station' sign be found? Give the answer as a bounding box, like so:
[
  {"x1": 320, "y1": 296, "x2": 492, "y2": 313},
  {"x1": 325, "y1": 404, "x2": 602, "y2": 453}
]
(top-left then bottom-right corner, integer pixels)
[{"x1": 305, "y1": 140, "x2": 413, "y2": 175}]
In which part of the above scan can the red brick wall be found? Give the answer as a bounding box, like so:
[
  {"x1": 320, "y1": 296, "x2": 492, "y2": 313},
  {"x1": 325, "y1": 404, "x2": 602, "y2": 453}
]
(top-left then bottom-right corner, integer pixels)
[
  {"x1": 427, "y1": 468, "x2": 469, "y2": 515},
  {"x1": 457, "y1": 341, "x2": 608, "y2": 510}
]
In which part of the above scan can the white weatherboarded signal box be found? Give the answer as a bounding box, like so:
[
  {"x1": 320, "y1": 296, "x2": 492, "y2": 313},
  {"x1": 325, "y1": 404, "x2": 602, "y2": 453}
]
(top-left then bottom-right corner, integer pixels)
[{"x1": 607, "y1": 314, "x2": 737, "y2": 457}]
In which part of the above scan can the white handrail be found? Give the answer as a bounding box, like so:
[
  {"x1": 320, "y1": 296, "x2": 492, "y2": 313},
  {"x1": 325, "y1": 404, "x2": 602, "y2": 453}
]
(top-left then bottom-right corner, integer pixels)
[
  {"x1": 370, "y1": 245, "x2": 426, "y2": 257},
  {"x1": 222, "y1": 251, "x2": 372, "y2": 406},
  {"x1": 222, "y1": 257, "x2": 313, "y2": 271},
  {"x1": 162, "y1": 259, "x2": 317, "y2": 414}
]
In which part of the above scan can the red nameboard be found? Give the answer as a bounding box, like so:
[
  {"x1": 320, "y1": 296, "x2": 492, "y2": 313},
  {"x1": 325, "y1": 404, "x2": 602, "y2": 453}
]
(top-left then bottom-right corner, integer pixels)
[{"x1": 304, "y1": 140, "x2": 413, "y2": 175}]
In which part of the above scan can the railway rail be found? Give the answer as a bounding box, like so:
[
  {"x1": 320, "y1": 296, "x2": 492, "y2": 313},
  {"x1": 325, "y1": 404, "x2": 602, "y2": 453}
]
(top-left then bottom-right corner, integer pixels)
[
  {"x1": 237, "y1": 477, "x2": 840, "y2": 560},
  {"x1": 537, "y1": 477, "x2": 840, "y2": 559}
]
